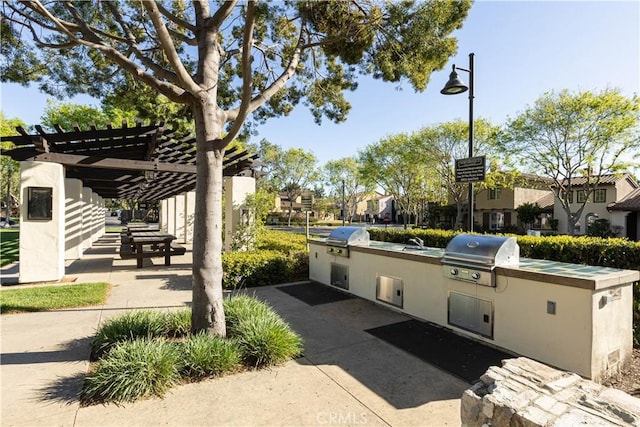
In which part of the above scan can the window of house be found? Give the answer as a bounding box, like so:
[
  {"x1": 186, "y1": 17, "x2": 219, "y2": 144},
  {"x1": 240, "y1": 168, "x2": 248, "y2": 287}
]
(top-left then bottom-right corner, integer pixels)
[
  {"x1": 488, "y1": 188, "x2": 501, "y2": 200},
  {"x1": 594, "y1": 189, "x2": 606, "y2": 203},
  {"x1": 561, "y1": 190, "x2": 573, "y2": 203},
  {"x1": 577, "y1": 190, "x2": 588, "y2": 203},
  {"x1": 490, "y1": 212, "x2": 504, "y2": 230}
]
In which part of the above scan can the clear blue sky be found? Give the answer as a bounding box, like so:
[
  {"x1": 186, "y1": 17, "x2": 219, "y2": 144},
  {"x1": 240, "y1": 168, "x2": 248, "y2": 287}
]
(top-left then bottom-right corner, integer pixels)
[{"x1": 2, "y1": 1, "x2": 639, "y2": 167}]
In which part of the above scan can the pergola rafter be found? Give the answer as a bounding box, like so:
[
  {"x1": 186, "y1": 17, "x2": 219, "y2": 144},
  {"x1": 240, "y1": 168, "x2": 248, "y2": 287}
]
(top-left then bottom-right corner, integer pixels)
[{"x1": 1, "y1": 121, "x2": 259, "y2": 200}]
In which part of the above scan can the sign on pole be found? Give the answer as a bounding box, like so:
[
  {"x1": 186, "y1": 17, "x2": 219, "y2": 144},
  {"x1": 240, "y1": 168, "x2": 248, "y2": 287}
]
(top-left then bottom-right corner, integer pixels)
[
  {"x1": 455, "y1": 155, "x2": 486, "y2": 183},
  {"x1": 301, "y1": 191, "x2": 314, "y2": 211}
]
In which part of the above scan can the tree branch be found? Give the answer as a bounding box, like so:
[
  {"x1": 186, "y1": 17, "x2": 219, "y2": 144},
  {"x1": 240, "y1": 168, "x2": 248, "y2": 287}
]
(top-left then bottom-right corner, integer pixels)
[
  {"x1": 226, "y1": 17, "x2": 306, "y2": 121},
  {"x1": 207, "y1": 0, "x2": 237, "y2": 30},
  {"x1": 103, "y1": 1, "x2": 180, "y2": 84},
  {"x1": 156, "y1": 2, "x2": 196, "y2": 33},
  {"x1": 142, "y1": 0, "x2": 200, "y2": 94},
  {"x1": 222, "y1": 1, "x2": 255, "y2": 145}
]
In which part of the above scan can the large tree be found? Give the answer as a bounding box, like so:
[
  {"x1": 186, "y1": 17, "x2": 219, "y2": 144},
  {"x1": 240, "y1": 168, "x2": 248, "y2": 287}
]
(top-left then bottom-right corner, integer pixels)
[
  {"x1": 420, "y1": 119, "x2": 501, "y2": 230},
  {"x1": 2, "y1": 0, "x2": 471, "y2": 336},
  {"x1": 503, "y1": 89, "x2": 640, "y2": 235},
  {"x1": 359, "y1": 131, "x2": 438, "y2": 228},
  {"x1": 324, "y1": 157, "x2": 374, "y2": 224},
  {"x1": 260, "y1": 143, "x2": 320, "y2": 226}
]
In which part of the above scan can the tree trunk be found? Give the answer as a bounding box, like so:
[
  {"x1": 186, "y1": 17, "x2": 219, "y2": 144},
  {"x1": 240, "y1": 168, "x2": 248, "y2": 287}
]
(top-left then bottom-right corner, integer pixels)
[
  {"x1": 454, "y1": 202, "x2": 464, "y2": 231},
  {"x1": 191, "y1": 100, "x2": 226, "y2": 337}
]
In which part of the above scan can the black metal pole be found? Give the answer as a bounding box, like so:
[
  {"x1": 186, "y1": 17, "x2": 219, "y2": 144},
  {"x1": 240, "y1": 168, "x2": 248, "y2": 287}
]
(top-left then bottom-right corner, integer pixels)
[
  {"x1": 5, "y1": 164, "x2": 12, "y2": 226},
  {"x1": 341, "y1": 180, "x2": 346, "y2": 226},
  {"x1": 468, "y1": 53, "x2": 475, "y2": 233}
]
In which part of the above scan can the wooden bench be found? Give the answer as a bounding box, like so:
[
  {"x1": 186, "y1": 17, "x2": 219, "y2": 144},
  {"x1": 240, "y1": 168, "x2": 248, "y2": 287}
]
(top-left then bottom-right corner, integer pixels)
[{"x1": 119, "y1": 243, "x2": 186, "y2": 268}]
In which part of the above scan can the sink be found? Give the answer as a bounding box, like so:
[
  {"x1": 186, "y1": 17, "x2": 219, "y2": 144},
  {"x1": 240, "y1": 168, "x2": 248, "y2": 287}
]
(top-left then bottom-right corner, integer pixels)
[{"x1": 403, "y1": 246, "x2": 430, "y2": 251}]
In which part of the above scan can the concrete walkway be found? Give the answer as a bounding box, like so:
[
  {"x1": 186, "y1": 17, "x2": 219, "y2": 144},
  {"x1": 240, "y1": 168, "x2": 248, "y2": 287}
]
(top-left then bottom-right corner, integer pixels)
[{"x1": 1, "y1": 234, "x2": 467, "y2": 426}]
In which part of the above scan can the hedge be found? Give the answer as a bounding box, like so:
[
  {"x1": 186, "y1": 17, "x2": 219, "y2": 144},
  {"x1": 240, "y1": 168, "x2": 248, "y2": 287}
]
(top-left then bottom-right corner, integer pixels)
[
  {"x1": 368, "y1": 228, "x2": 640, "y2": 270},
  {"x1": 222, "y1": 230, "x2": 308, "y2": 290}
]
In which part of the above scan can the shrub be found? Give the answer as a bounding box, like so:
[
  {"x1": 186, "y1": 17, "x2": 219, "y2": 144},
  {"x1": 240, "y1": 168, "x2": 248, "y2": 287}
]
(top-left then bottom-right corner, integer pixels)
[
  {"x1": 256, "y1": 229, "x2": 307, "y2": 253},
  {"x1": 81, "y1": 338, "x2": 180, "y2": 404},
  {"x1": 91, "y1": 309, "x2": 189, "y2": 359},
  {"x1": 179, "y1": 333, "x2": 242, "y2": 379},
  {"x1": 222, "y1": 250, "x2": 308, "y2": 289},
  {"x1": 224, "y1": 295, "x2": 302, "y2": 367}
]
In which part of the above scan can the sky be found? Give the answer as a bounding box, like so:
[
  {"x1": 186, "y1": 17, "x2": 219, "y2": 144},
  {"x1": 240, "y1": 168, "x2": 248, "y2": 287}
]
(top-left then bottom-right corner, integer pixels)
[{"x1": 2, "y1": 1, "x2": 639, "y2": 167}]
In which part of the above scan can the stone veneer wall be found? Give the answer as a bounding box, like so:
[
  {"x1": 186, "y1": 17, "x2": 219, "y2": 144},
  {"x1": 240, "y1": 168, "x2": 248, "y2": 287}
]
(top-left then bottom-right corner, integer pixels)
[{"x1": 462, "y1": 357, "x2": 640, "y2": 426}]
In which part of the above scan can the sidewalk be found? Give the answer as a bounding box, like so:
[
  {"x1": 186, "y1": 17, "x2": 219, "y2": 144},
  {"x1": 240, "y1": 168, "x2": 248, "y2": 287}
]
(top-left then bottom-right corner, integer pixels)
[{"x1": 1, "y1": 234, "x2": 466, "y2": 426}]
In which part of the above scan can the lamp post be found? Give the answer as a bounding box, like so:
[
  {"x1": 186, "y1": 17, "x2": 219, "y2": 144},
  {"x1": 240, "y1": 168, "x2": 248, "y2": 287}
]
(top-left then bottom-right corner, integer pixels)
[
  {"x1": 341, "y1": 179, "x2": 346, "y2": 226},
  {"x1": 5, "y1": 163, "x2": 12, "y2": 227},
  {"x1": 441, "y1": 52, "x2": 474, "y2": 232}
]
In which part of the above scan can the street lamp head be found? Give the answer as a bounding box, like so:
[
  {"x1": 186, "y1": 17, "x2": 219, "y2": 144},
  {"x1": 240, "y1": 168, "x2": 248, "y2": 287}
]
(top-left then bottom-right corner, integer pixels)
[{"x1": 440, "y1": 66, "x2": 468, "y2": 95}]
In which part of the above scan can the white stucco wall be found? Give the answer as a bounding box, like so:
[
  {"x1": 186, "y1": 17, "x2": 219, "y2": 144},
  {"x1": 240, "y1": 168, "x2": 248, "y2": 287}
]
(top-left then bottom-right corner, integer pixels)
[
  {"x1": 224, "y1": 176, "x2": 256, "y2": 251},
  {"x1": 160, "y1": 198, "x2": 168, "y2": 232},
  {"x1": 64, "y1": 178, "x2": 84, "y2": 260},
  {"x1": 81, "y1": 187, "x2": 92, "y2": 250},
  {"x1": 175, "y1": 193, "x2": 186, "y2": 242},
  {"x1": 19, "y1": 162, "x2": 65, "y2": 283},
  {"x1": 309, "y1": 241, "x2": 636, "y2": 380},
  {"x1": 167, "y1": 197, "x2": 176, "y2": 236},
  {"x1": 185, "y1": 191, "x2": 195, "y2": 243}
]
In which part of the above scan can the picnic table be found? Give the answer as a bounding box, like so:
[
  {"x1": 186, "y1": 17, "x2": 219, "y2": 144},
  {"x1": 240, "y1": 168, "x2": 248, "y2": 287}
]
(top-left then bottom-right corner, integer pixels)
[{"x1": 119, "y1": 231, "x2": 185, "y2": 268}]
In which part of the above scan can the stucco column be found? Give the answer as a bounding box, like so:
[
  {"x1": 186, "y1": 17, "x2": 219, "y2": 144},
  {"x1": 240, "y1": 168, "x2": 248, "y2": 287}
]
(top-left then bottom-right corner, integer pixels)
[
  {"x1": 82, "y1": 187, "x2": 93, "y2": 250},
  {"x1": 175, "y1": 193, "x2": 186, "y2": 242},
  {"x1": 185, "y1": 191, "x2": 196, "y2": 243},
  {"x1": 224, "y1": 176, "x2": 256, "y2": 252},
  {"x1": 19, "y1": 161, "x2": 65, "y2": 283},
  {"x1": 160, "y1": 198, "x2": 168, "y2": 232},
  {"x1": 167, "y1": 197, "x2": 176, "y2": 236},
  {"x1": 64, "y1": 178, "x2": 84, "y2": 260}
]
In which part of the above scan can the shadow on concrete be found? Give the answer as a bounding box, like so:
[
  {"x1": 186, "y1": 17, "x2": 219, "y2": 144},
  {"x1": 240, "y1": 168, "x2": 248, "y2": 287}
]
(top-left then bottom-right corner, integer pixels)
[
  {"x1": 1, "y1": 336, "x2": 92, "y2": 366},
  {"x1": 37, "y1": 372, "x2": 85, "y2": 404},
  {"x1": 245, "y1": 283, "x2": 470, "y2": 410},
  {"x1": 131, "y1": 273, "x2": 193, "y2": 291}
]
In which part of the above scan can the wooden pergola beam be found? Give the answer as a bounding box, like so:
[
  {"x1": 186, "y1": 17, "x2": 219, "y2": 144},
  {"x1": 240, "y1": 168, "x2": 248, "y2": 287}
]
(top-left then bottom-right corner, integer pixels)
[{"x1": 30, "y1": 152, "x2": 197, "y2": 174}]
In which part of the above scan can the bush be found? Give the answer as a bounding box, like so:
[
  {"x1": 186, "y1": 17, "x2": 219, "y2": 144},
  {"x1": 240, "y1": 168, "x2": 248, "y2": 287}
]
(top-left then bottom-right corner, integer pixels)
[
  {"x1": 222, "y1": 250, "x2": 308, "y2": 289},
  {"x1": 179, "y1": 333, "x2": 242, "y2": 379},
  {"x1": 91, "y1": 309, "x2": 190, "y2": 359},
  {"x1": 256, "y1": 229, "x2": 307, "y2": 253},
  {"x1": 81, "y1": 338, "x2": 181, "y2": 404},
  {"x1": 224, "y1": 295, "x2": 302, "y2": 367}
]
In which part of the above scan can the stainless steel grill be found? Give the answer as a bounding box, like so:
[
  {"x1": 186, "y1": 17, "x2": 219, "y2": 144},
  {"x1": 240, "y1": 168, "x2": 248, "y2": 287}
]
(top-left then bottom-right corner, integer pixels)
[
  {"x1": 441, "y1": 234, "x2": 519, "y2": 287},
  {"x1": 326, "y1": 226, "x2": 370, "y2": 257}
]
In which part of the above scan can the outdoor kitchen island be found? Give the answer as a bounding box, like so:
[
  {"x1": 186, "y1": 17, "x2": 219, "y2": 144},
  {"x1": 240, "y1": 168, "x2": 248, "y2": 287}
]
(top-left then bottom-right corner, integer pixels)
[{"x1": 308, "y1": 228, "x2": 639, "y2": 382}]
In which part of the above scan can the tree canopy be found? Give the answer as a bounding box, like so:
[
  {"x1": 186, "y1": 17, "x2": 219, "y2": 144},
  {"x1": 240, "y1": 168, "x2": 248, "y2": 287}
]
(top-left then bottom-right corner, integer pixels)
[
  {"x1": 1, "y1": 0, "x2": 472, "y2": 336},
  {"x1": 502, "y1": 89, "x2": 640, "y2": 234}
]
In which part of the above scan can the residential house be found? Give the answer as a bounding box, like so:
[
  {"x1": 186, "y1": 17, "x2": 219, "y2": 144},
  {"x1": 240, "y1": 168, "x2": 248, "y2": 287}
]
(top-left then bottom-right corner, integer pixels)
[
  {"x1": 366, "y1": 193, "x2": 394, "y2": 223},
  {"x1": 553, "y1": 174, "x2": 638, "y2": 236},
  {"x1": 474, "y1": 174, "x2": 554, "y2": 231},
  {"x1": 608, "y1": 187, "x2": 640, "y2": 240}
]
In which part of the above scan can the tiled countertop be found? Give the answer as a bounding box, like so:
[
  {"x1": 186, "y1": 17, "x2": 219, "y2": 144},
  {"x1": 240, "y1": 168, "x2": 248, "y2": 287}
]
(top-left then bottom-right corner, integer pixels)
[{"x1": 310, "y1": 238, "x2": 639, "y2": 290}]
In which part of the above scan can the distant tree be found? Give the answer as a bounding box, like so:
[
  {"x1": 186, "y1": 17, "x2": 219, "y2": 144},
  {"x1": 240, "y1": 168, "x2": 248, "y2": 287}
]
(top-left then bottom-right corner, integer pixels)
[
  {"x1": 261, "y1": 144, "x2": 320, "y2": 226},
  {"x1": 421, "y1": 119, "x2": 502, "y2": 230},
  {"x1": 515, "y1": 202, "x2": 542, "y2": 231},
  {"x1": 40, "y1": 100, "x2": 113, "y2": 130},
  {"x1": 2, "y1": 0, "x2": 471, "y2": 336},
  {"x1": 503, "y1": 89, "x2": 640, "y2": 235},
  {"x1": 324, "y1": 157, "x2": 374, "y2": 224},
  {"x1": 0, "y1": 112, "x2": 24, "y2": 208},
  {"x1": 359, "y1": 131, "x2": 438, "y2": 228}
]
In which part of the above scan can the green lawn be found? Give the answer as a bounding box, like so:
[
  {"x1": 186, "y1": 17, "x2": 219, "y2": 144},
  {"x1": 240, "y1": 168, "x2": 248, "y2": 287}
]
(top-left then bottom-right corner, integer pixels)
[
  {"x1": 0, "y1": 282, "x2": 111, "y2": 314},
  {"x1": 0, "y1": 229, "x2": 19, "y2": 267}
]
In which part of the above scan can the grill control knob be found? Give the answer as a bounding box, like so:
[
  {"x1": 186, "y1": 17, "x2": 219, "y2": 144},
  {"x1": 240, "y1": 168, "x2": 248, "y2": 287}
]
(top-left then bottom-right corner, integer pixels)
[
  {"x1": 450, "y1": 268, "x2": 458, "y2": 276},
  {"x1": 471, "y1": 272, "x2": 481, "y2": 280}
]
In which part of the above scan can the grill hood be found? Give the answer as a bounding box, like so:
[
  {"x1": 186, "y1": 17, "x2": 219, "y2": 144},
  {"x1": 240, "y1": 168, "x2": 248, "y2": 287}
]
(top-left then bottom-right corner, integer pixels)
[
  {"x1": 326, "y1": 226, "x2": 370, "y2": 248},
  {"x1": 441, "y1": 234, "x2": 519, "y2": 271}
]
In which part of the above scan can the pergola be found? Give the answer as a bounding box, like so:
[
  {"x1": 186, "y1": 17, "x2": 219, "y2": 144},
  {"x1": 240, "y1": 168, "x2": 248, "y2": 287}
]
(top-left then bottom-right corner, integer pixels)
[{"x1": 2, "y1": 121, "x2": 259, "y2": 201}]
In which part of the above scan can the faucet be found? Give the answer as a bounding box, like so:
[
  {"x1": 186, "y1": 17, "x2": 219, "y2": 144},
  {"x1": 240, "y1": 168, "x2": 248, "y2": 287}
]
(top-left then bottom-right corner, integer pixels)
[{"x1": 408, "y1": 237, "x2": 424, "y2": 248}]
